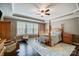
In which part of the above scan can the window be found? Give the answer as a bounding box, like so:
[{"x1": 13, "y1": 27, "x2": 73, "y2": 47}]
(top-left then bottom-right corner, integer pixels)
[
  {"x1": 17, "y1": 21, "x2": 26, "y2": 35},
  {"x1": 27, "y1": 22, "x2": 34, "y2": 34},
  {"x1": 33, "y1": 23, "x2": 38, "y2": 34},
  {"x1": 17, "y1": 21, "x2": 38, "y2": 35}
]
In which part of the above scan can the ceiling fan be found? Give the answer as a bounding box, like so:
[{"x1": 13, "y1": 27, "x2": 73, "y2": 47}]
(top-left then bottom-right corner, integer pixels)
[
  {"x1": 39, "y1": 8, "x2": 50, "y2": 17},
  {"x1": 33, "y1": 4, "x2": 52, "y2": 17}
]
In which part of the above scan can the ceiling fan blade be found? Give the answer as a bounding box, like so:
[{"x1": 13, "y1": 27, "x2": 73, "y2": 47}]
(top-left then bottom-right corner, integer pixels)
[
  {"x1": 45, "y1": 9, "x2": 50, "y2": 12},
  {"x1": 45, "y1": 13, "x2": 50, "y2": 15}
]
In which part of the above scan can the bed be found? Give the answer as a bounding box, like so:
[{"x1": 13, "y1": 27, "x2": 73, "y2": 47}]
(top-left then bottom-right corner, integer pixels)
[
  {"x1": 29, "y1": 38, "x2": 76, "y2": 56},
  {"x1": 29, "y1": 25, "x2": 76, "y2": 56},
  {"x1": 28, "y1": 21, "x2": 76, "y2": 56}
]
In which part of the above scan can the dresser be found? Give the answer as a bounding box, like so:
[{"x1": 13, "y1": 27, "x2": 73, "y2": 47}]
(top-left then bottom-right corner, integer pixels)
[
  {"x1": 0, "y1": 21, "x2": 11, "y2": 40},
  {"x1": 63, "y1": 32, "x2": 72, "y2": 44}
]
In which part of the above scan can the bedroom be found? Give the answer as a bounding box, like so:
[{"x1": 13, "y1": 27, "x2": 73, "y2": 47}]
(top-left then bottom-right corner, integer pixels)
[{"x1": 0, "y1": 3, "x2": 79, "y2": 56}]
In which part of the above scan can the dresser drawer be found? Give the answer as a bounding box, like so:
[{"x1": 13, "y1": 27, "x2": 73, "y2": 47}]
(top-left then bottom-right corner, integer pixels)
[
  {"x1": 63, "y1": 35, "x2": 72, "y2": 38},
  {"x1": 63, "y1": 37, "x2": 72, "y2": 44},
  {"x1": 63, "y1": 33, "x2": 72, "y2": 36},
  {"x1": 63, "y1": 32, "x2": 72, "y2": 44}
]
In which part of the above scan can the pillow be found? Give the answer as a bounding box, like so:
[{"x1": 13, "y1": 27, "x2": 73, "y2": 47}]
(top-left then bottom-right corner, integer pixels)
[
  {"x1": 52, "y1": 32, "x2": 61, "y2": 35},
  {"x1": 23, "y1": 34, "x2": 28, "y2": 39}
]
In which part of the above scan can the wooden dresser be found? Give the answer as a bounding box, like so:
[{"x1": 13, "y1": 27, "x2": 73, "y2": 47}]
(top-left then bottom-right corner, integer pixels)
[
  {"x1": 63, "y1": 32, "x2": 72, "y2": 44},
  {"x1": 0, "y1": 21, "x2": 11, "y2": 40}
]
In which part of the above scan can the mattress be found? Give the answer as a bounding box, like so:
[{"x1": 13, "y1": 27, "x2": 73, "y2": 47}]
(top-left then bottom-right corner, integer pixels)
[{"x1": 29, "y1": 39, "x2": 76, "y2": 56}]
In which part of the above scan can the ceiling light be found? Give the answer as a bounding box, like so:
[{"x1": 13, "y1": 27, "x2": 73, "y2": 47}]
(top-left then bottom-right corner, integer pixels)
[{"x1": 41, "y1": 13, "x2": 45, "y2": 17}]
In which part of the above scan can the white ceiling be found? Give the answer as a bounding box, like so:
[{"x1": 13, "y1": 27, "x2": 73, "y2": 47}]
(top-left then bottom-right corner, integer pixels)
[
  {"x1": 0, "y1": 3, "x2": 78, "y2": 22},
  {"x1": 0, "y1": 3, "x2": 12, "y2": 16},
  {"x1": 13, "y1": 3, "x2": 77, "y2": 21}
]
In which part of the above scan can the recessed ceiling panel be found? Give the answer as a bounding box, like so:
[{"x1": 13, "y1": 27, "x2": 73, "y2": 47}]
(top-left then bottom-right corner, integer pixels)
[{"x1": 13, "y1": 3, "x2": 77, "y2": 20}]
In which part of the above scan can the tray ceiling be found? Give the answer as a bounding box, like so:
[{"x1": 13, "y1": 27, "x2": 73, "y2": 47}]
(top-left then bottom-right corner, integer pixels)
[{"x1": 13, "y1": 3, "x2": 77, "y2": 21}]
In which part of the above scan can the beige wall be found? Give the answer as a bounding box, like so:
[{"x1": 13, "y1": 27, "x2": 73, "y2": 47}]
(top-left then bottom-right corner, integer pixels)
[{"x1": 51, "y1": 17, "x2": 79, "y2": 35}]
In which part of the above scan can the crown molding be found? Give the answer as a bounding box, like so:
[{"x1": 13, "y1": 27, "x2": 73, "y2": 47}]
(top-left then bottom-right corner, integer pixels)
[
  {"x1": 50, "y1": 8, "x2": 79, "y2": 20},
  {"x1": 51, "y1": 14, "x2": 79, "y2": 23},
  {"x1": 3, "y1": 15, "x2": 46, "y2": 24},
  {"x1": 13, "y1": 13, "x2": 45, "y2": 22}
]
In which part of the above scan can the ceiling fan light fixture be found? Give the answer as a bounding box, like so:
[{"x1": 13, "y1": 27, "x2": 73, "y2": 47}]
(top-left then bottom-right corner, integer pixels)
[
  {"x1": 40, "y1": 13, "x2": 45, "y2": 17},
  {"x1": 36, "y1": 7, "x2": 50, "y2": 17},
  {"x1": 40, "y1": 8, "x2": 45, "y2": 13}
]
